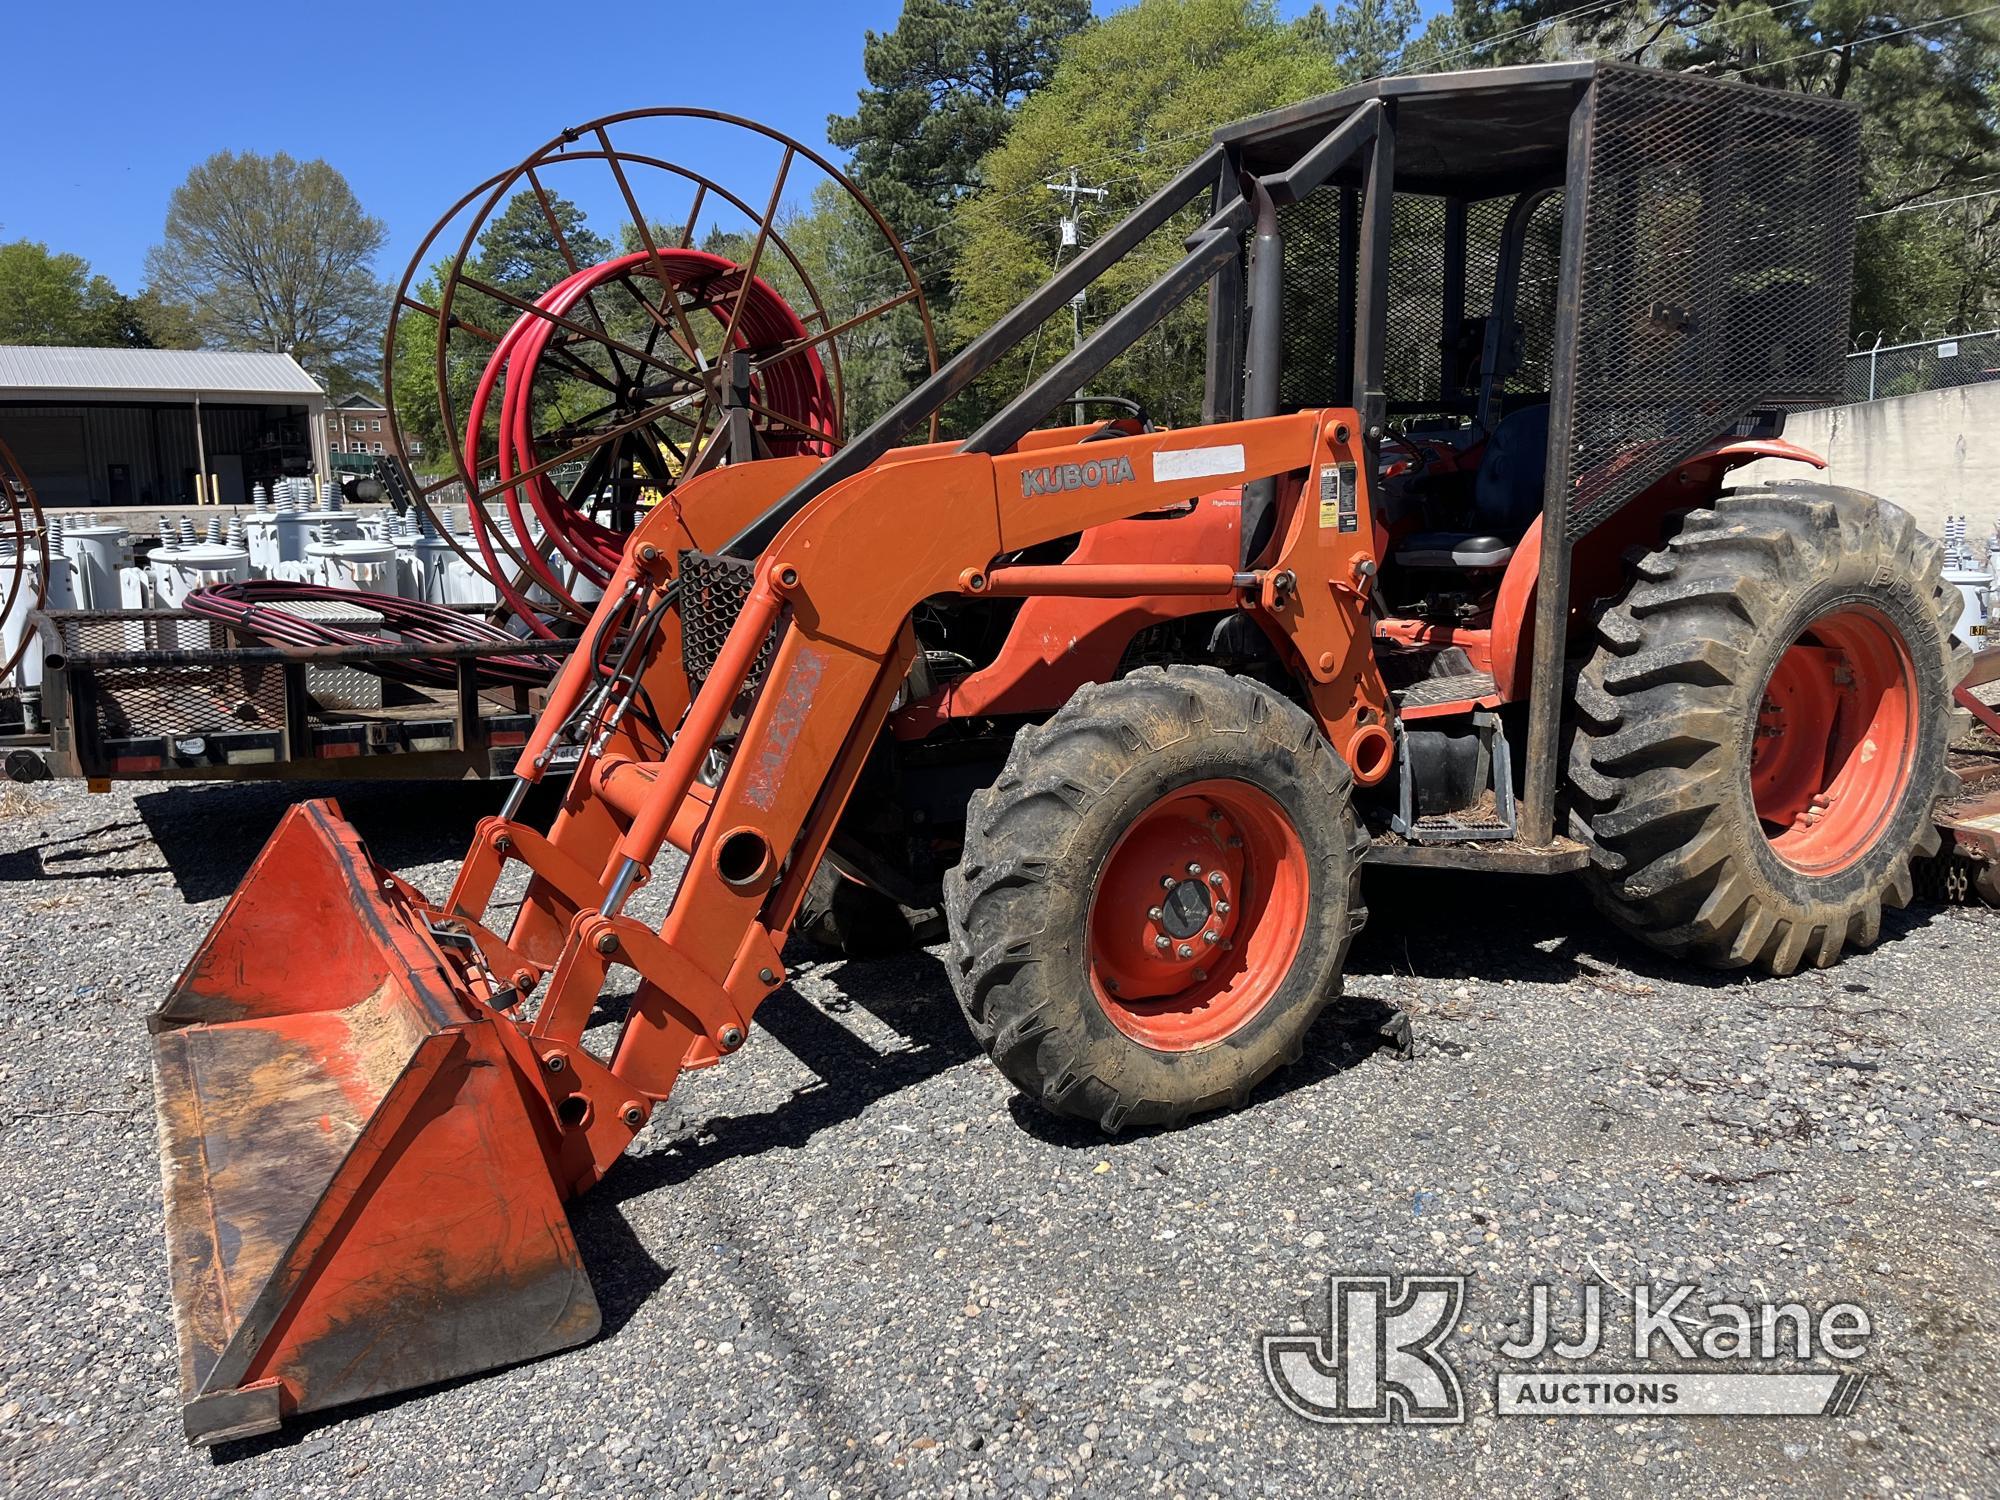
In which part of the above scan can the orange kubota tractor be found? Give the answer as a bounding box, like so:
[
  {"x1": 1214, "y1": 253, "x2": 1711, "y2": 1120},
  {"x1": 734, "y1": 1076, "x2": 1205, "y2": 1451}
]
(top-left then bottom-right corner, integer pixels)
[{"x1": 149, "y1": 62, "x2": 1964, "y2": 1442}]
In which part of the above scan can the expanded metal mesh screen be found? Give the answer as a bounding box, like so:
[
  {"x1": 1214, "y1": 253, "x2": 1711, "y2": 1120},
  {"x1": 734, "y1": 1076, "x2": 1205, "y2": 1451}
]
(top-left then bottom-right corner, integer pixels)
[
  {"x1": 1277, "y1": 190, "x2": 1563, "y2": 419},
  {"x1": 1561, "y1": 67, "x2": 1860, "y2": 533},
  {"x1": 677, "y1": 550, "x2": 775, "y2": 692},
  {"x1": 89, "y1": 662, "x2": 288, "y2": 740},
  {"x1": 52, "y1": 612, "x2": 288, "y2": 741},
  {"x1": 1277, "y1": 192, "x2": 1350, "y2": 414}
]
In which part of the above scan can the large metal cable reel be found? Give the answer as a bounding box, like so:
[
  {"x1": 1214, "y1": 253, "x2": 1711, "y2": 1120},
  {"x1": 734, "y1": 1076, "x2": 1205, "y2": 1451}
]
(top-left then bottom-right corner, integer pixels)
[
  {"x1": 383, "y1": 108, "x2": 938, "y2": 634},
  {"x1": 0, "y1": 435, "x2": 48, "y2": 683}
]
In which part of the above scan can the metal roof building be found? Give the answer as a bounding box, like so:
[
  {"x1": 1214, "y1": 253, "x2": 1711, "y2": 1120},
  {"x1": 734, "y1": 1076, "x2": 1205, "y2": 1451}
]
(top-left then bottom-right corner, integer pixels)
[{"x1": 0, "y1": 345, "x2": 329, "y2": 509}]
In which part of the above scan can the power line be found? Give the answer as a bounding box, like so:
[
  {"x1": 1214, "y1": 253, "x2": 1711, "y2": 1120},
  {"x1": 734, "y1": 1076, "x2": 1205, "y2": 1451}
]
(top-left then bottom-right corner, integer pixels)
[
  {"x1": 835, "y1": 0, "x2": 1925, "y2": 299},
  {"x1": 822, "y1": 6, "x2": 2000, "y2": 353},
  {"x1": 1859, "y1": 186, "x2": 2000, "y2": 218},
  {"x1": 1725, "y1": 2, "x2": 2000, "y2": 74},
  {"x1": 1389, "y1": 0, "x2": 1633, "y2": 79}
]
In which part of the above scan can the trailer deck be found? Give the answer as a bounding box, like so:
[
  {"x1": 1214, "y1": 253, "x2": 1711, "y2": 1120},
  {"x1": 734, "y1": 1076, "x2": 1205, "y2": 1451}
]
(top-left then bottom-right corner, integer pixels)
[{"x1": 5, "y1": 608, "x2": 576, "y2": 783}]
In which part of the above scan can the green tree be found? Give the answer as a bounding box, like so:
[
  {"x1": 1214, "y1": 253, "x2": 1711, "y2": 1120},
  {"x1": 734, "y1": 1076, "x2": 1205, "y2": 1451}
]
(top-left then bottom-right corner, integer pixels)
[
  {"x1": 477, "y1": 189, "x2": 614, "y2": 302},
  {"x1": 144, "y1": 150, "x2": 388, "y2": 392},
  {"x1": 949, "y1": 0, "x2": 1341, "y2": 428},
  {"x1": 766, "y1": 183, "x2": 939, "y2": 435},
  {"x1": 131, "y1": 288, "x2": 202, "y2": 349},
  {"x1": 829, "y1": 1, "x2": 1093, "y2": 321},
  {"x1": 0, "y1": 239, "x2": 192, "y2": 347},
  {"x1": 1297, "y1": 0, "x2": 1423, "y2": 79},
  {"x1": 1659, "y1": 2, "x2": 2000, "y2": 341}
]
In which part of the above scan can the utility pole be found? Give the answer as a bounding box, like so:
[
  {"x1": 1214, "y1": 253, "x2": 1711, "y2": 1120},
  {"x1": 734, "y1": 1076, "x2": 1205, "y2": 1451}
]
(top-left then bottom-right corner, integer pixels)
[{"x1": 1045, "y1": 168, "x2": 1108, "y2": 425}]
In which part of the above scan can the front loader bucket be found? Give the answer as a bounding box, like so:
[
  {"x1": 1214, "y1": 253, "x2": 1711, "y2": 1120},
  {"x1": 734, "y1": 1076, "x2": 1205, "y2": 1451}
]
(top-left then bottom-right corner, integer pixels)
[{"x1": 150, "y1": 800, "x2": 598, "y2": 1445}]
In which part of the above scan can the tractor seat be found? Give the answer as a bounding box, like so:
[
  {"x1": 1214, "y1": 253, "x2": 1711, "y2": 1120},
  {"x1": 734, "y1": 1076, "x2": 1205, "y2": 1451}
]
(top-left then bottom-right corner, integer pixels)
[
  {"x1": 1394, "y1": 403, "x2": 1549, "y2": 572},
  {"x1": 1393, "y1": 531, "x2": 1516, "y2": 569}
]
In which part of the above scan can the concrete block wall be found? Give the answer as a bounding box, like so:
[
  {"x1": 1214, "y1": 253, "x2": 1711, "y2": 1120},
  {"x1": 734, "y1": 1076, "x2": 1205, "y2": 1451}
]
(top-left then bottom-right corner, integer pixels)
[{"x1": 1734, "y1": 384, "x2": 1998, "y2": 543}]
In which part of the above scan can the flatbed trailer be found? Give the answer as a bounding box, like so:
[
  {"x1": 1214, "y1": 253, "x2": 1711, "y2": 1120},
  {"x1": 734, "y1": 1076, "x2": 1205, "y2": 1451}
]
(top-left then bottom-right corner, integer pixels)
[{"x1": 3, "y1": 608, "x2": 575, "y2": 784}]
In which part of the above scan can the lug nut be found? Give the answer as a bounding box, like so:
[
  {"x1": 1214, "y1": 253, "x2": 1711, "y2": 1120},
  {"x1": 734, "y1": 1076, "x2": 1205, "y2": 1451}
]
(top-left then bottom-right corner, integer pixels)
[
  {"x1": 1177, "y1": 943, "x2": 1194, "y2": 959},
  {"x1": 1147, "y1": 906, "x2": 1164, "y2": 922},
  {"x1": 1215, "y1": 901, "x2": 1231, "y2": 916},
  {"x1": 1203, "y1": 930, "x2": 1219, "y2": 945},
  {"x1": 1187, "y1": 862, "x2": 1202, "y2": 876},
  {"x1": 1160, "y1": 875, "x2": 1177, "y2": 890},
  {"x1": 720, "y1": 1026, "x2": 745, "y2": 1050},
  {"x1": 1207, "y1": 871, "x2": 1224, "y2": 887},
  {"x1": 594, "y1": 930, "x2": 619, "y2": 955},
  {"x1": 1155, "y1": 935, "x2": 1171, "y2": 951}
]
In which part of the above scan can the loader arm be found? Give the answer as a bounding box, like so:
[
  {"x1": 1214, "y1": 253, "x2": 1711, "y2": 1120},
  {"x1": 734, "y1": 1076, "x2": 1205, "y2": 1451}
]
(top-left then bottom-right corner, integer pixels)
[{"x1": 457, "y1": 408, "x2": 1386, "y2": 1155}]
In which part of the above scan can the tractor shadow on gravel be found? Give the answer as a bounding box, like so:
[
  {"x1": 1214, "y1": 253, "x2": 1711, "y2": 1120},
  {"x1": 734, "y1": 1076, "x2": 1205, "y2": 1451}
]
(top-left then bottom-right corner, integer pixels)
[
  {"x1": 999, "y1": 986, "x2": 1411, "y2": 1150},
  {"x1": 569, "y1": 946, "x2": 985, "y2": 1337},
  {"x1": 131, "y1": 778, "x2": 533, "y2": 902},
  {"x1": 1347, "y1": 866, "x2": 1945, "y2": 993},
  {"x1": 587, "y1": 947, "x2": 982, "y2": 1198},
  {"x1": 0, "y1": 816, "x2": 170, "y2": 882}
]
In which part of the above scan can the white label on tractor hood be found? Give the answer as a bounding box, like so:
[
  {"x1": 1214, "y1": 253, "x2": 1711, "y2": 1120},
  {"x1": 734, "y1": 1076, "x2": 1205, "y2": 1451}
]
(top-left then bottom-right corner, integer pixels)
[{"x1": 1151, "y1": 444, "x2": 1245, "y2": 483}]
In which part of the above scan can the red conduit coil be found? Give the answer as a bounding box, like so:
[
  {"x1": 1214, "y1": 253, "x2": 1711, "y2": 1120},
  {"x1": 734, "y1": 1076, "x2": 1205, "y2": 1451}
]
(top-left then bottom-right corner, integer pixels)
[
  {"x1": 462, "y1": 249, "x2": 837, "y2": 634},
  {"x1": 185, "y1": 580, "x2": 562, "y2": 689}
]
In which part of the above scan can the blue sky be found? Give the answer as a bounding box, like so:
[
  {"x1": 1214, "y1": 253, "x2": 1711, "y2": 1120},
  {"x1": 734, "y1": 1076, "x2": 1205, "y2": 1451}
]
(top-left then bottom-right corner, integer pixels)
[{"x1": 3, "y1": 0, "x2": 1346, "y2": 295}]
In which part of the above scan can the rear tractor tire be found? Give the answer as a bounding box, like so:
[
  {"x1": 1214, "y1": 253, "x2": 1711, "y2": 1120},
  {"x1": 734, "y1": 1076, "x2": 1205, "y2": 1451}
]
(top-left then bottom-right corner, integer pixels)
[
  {"x1": 796, "y1": 864, "x2": 932, "y2": 959},
  {"x1": 944, "y1": 666, "x2": 1367, "y2": 1132},
  {"x1": 1569, "y1": 483, "x2": 1965, "y2": 975}
]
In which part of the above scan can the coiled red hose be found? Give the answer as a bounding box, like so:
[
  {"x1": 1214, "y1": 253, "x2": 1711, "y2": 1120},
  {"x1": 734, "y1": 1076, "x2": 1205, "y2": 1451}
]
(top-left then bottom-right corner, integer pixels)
[
  {"x1": 461, "y1": 249, "x2": 836, "y2": 635},
  {"x1": 185, "y1": 580, "x2": 561, "y2": 688}
]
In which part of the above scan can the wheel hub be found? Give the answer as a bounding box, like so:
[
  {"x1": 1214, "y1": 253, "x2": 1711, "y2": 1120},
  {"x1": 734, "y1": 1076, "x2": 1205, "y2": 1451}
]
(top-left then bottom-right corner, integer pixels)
[
  {"x1": 1094, "y1": 809, "x2": 1241, "y2": 997},
  {"x1": 1750, "y1": 604, "x2": 1917, "y2": 875},
  {"x1": 1158, "y1": 878, "x2": 1214, "y2": 940},
  {"x1": 1086, "y1": 779, "x2": 1308, "y2": 1051}
]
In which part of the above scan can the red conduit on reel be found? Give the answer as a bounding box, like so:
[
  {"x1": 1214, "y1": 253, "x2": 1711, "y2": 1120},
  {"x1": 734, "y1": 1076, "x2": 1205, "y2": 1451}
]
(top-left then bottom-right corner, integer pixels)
[
  {"x1": 185, "y1": 581, "x2": 562, "y2": 689},
  {"x1": 187, "y1": 255, "x2": 835, "y2": 688},
  {"x1": 462, "y1": 249, "x2": 838, "y2": 637}
]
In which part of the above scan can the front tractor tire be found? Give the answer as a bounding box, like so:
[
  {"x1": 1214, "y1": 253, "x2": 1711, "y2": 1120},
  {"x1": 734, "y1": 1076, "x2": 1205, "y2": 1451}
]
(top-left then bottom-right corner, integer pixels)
[
  {"x1": 1569, "y1": 483, "x2": 1965, "y2": 975},
  {"x1": 944, "y1": 667, "x2": 1367, "y2": 1133}
]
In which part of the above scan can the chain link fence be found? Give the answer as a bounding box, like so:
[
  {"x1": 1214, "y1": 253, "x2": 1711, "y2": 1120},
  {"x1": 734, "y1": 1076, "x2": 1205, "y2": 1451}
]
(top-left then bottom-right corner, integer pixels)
[{"x1": 1844, "y1": 330, "x2": 2000, "y2": 403}]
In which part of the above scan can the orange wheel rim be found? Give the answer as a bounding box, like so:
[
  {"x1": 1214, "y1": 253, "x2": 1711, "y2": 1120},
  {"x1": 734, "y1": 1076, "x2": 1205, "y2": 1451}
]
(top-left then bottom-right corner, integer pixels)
[
  {"x1": 1086, "y1": 778, "x2": 1309, "y2": 1051},
  {"x1": 1750, "y1": 604, "x2": 1917, "y2": 875}
]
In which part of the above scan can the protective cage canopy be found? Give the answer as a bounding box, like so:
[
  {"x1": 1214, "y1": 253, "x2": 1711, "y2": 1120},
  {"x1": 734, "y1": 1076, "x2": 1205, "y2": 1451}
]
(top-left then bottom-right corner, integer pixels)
[{"x1": 1216, "y1": 60, "x2": 1862, "y2": 537}]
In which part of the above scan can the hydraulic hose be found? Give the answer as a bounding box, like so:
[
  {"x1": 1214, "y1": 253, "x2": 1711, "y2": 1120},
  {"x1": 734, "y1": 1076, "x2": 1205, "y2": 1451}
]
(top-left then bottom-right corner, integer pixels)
[{"x1": 458, "y1": 249, "x2": 837, "y2": 633}]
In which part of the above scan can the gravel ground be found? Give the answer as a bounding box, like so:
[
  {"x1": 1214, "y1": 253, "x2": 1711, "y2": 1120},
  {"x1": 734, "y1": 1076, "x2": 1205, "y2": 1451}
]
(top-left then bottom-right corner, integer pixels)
[{"x1": 1, "y1": 774, "x2": 1997, "y2": 1499}]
